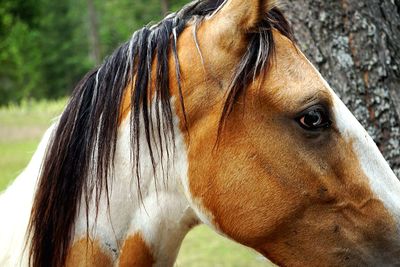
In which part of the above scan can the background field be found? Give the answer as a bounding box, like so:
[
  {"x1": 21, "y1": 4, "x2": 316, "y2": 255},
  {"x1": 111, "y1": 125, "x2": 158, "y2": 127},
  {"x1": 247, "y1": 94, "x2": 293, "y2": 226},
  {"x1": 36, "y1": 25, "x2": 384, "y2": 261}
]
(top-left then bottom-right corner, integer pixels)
[{"x1": 0, "y1": 99, "x2": 273, "y2": 266}]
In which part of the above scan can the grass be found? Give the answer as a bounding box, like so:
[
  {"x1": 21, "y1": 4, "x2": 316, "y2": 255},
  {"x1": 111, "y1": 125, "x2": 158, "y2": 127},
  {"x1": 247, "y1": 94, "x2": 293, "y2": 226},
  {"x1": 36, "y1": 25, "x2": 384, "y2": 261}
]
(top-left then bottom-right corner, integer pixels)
[
  {"x1": 0, "y1": 99, "x2": 272, "y2": 266},
  {"x1": 0, "y1": 99, "x2": 67, "y2": 190},
  {"x1": 176, "y1": 226, "x2": 269, "y2": 267},
  {"x1": 0, "y1": 140, "x2": 39, "y2": 190}
]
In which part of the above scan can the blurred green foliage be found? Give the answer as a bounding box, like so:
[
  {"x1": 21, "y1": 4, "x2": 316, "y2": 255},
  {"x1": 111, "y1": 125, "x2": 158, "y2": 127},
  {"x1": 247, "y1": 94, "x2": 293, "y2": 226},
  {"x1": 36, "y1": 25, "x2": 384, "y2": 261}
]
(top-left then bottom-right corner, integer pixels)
[{"x1": 0, "y1": 0, "x2": 187, "y2": 106}]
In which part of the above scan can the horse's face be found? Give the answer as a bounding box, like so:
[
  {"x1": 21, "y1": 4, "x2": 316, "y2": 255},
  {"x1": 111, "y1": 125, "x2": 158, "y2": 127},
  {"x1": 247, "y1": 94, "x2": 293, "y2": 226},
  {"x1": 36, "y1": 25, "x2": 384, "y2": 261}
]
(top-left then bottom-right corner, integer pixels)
[{"x1": 174, "y1": 0, "x2": 400, "y2": 265}]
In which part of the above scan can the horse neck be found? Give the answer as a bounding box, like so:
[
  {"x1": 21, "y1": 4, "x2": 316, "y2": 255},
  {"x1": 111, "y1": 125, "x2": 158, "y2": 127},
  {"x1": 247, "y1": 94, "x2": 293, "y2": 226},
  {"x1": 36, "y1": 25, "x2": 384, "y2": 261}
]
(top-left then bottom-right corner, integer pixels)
[{"x1": 105, "y1": 113, "x2": 198, "y2": 266}]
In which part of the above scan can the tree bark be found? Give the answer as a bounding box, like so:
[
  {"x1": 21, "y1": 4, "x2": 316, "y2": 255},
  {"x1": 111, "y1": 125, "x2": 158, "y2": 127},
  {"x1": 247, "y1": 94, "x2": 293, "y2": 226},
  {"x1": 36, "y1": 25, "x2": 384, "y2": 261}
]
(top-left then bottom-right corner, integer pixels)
[
  {"x1": 161, "y1": 0, "x2": 169, "y2": 16},
  {"x1": 283, "y1": 0, "x2": 400, "y2": 177},
  {"x1": 87, "y1": 0, "x2": 101, "y2": 66}
]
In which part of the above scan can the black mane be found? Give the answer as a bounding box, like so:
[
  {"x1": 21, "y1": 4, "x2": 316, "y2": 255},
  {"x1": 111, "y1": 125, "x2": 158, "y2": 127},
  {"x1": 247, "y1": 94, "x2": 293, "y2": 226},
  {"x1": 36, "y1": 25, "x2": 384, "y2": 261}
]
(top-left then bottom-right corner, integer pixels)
[{"x1": 27, "y1": 1, "x2": 294, "y2": 266}]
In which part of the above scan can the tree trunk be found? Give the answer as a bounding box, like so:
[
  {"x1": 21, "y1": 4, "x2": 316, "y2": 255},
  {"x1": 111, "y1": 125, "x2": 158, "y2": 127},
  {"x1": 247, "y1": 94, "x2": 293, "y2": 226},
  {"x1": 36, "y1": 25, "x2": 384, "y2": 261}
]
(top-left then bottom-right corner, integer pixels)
[
  {"x1": 283, "y1": 0, "x2": 400, "y2": 177},
  {"x1": 87, "y1": 0, "x2": 101, "y2": 66},
  {"x1": 161, "y1": 0, "x2": 169, "y2": 16}
]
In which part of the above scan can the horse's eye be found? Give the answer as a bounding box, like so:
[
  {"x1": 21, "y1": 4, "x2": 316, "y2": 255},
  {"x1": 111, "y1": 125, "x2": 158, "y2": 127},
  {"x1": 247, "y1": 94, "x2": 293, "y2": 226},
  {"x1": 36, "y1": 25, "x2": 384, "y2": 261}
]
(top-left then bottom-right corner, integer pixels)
[{"x1": 297, "y1": 106, "x2": 331, "y2": 131}]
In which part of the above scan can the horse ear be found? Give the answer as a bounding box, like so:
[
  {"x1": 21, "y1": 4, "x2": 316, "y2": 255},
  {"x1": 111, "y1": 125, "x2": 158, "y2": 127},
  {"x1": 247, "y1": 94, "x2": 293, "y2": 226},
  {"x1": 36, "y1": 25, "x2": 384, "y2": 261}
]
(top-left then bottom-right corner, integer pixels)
[
  {"x1": 203, "y1": 0, "x2": 277, "y2": 55},
  {"x1": 210, "y1": 0, "x2": 277, "y2": 31}
]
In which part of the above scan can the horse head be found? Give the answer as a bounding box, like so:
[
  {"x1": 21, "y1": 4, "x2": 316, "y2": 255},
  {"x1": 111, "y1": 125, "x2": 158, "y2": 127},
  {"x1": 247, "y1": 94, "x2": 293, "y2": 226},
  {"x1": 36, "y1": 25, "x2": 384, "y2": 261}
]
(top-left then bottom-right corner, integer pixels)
[{"x1": 172, "y1": 0, "x2": 400, "y2": 265}]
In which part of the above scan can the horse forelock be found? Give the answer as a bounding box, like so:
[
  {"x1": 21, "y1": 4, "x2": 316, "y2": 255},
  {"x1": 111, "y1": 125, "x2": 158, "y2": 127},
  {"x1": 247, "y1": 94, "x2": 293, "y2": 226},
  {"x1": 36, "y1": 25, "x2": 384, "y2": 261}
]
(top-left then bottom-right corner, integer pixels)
[{"x1": 27, "y1": 1, "x2": 294, "y2": 266}]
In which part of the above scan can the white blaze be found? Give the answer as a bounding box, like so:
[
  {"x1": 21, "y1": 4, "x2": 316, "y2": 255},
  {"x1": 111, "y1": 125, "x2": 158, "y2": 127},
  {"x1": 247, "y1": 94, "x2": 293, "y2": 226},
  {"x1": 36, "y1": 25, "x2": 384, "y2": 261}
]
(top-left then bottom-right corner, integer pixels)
[{"x1": 331, "y1": 93, "x2": 400, "y2": 228}]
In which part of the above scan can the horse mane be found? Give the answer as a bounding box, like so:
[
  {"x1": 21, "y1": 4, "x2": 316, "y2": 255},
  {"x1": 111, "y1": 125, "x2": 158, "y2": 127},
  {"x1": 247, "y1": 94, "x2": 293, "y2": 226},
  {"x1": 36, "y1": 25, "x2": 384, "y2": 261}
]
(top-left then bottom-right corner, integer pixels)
[{"x1": 27, "y1": 1, "x2": 294, "y2": 266}]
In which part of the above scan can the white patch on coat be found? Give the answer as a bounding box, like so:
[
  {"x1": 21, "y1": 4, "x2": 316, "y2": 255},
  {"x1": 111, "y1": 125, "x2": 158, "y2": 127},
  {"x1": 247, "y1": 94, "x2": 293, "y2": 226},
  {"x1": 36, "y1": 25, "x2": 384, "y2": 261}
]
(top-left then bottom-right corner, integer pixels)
[{"x1": 71, "y1": 101, "x2": 199, "y2": 266}]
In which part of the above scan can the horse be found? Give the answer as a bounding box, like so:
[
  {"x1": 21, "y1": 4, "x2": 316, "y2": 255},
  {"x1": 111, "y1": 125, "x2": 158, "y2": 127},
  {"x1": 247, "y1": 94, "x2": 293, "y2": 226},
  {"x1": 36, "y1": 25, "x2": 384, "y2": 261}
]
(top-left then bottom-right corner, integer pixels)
[{"x1": 1, "y1": 0, "x2": 400, "y2": 266}]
